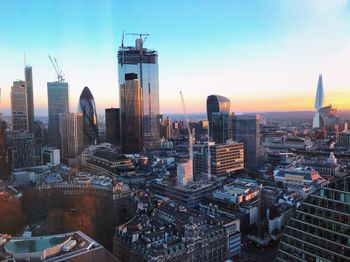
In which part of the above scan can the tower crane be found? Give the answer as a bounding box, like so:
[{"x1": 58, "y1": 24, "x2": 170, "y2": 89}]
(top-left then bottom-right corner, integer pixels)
[
  {"x1": 48, "y1": 55, "x2": 64, "y2": 82},
  {"x1": 180, "y1": 91, "x2": 193, "y2": 170}
]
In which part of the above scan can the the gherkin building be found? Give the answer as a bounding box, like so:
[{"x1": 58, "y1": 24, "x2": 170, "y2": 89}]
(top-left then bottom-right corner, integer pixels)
[
  {"x1": 78, "y1": 86, "x2": 98, "y2": 145},
  {"x1": 277, "y1": 175, "x2": 350, "y2": 262}
]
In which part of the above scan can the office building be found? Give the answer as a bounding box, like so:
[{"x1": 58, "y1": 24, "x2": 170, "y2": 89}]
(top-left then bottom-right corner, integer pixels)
[
  {"x1": 41, "y1": 146, "x2": 60, "y2": 166},
  {"x1": 113, "y1": 201, "x2": 240, "y2": 261},
  {"x1": 11, "y1": 80, "x2": 28, "y2": 131},
  {"x1": 0, "y1": 117, "x2": 7, "y2": 177},
  {"x1": 211, "y1": 112, "x2": 232, "y2": 143},
  {"x1": 47, "y1": 81, "x2": 69, "y2": 149},
  {"x1": 160, "y1": 116, "x2": 172, "y2": 139},
  {"x1": 277, "y1": 176, "x2": 350, "y2": 262},
  {"x1": 59, "y1": 113, "x2": 84, "y2": 159},
  {"x1": 25, "y1": 65, "x2": 35, "y2": 133},
  {"x1": 118, "y1": 36, "x2": 160, "y2": 150},
  {"x1": 34, "y1": 120, "x2": 48, "y2": 165},
  {"x1": 338, "y1": 130, "x2": 350, "y2": 148},
  {"x1": 6, "y1": 130, "x2": 35, "y2": 169},
  {"x1": 120, "y1": 73, "x2": 143, "y2": 153},
  {"x1": 206, "y1": 95, "x2": 230, "y2": 138},
  {"x1": 232, "y1": 114, "x2": 261, "y2": 171},
  {"x1": 78, "y1": 86, "x2": 99, "y2": 145},
  {"x1": 312, "y1": 74, "x2": 325, "y2": 129},
  {"x1": 105, "y1": 108, "x2": 120, "y2": 144},
  {"x1": 194, "y1": 142, "x2": 244, "y2": 177}
]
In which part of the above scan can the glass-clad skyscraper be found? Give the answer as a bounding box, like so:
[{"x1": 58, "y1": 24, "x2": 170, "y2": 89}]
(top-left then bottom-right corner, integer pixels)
[
  {"x1": 277, "y1": 176, "x2": 350, "y2": 262},
  {"x1": 206, "y1": 95, "x2": 230, "y2": 139},
  {"x1": 232, "y1": 114, "x2": 261, "y2": 171},
  {"x1": 78, "y1": 86, "x2": 98, "y2": 145},
  {"x1": 11, "y1": 80, "x2": 28, "y2": 131},
  {"x1": 120, "y1": 73, "x2": 143, "y2": 153},
  {"x1": 211, "y1": 112, "x2": 232, "y2": 144},
  {"x1": 25, "y1": 66, "x2": 35, "y2": 133},
  {"x1": 47, "y1": 81, "x2": 69, "y2": 149},
  {"x1": 118, "y1": 37, "x2": 160, "y2": 150}
]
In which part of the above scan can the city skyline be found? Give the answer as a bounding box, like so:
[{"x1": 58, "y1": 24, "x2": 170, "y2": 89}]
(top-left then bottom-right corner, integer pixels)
[{"x1": 1, "y1": 0, "x2": 350, "y2": 116}]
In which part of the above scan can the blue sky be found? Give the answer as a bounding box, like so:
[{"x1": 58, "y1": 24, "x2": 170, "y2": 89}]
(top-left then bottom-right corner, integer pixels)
[{"x1": 1, "y1": 0, "x2": 350, "y2": 115}]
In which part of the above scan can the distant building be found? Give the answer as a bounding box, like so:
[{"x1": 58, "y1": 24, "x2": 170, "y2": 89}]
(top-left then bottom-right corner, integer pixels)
[
  {"x1": 25, "y1": 65, "x2": 35, "y2": 133},
  {"x1": 118, "y1": 36, "x2": 160, "y2": 150},
  {"x1": 160, "y1": 116, "x2": 172, "y2": 139},
  {"x1": 0, "y1": 118, "x2": 7, "y2": 177},
  {"x1": 78, "y1": 86, "x2": 99, "y2": 145},
  {"x1": 11, "y1": 80, "x2": 28, "y2": 131},
  {"x1": 59, "y1": 113, "x2": 84, "y2": 159},
  {"x1": 120, "y1": 73, "x2": 143, "y2": 153},
  {"x1": 34, "y1": 120, "x2": 48, "y2": 165},
  {"x1": 206, "y1": 95, "x2": 230, "y2": 139},
  {"x1": 6, "y1": 130, "x2": 35, "y2": 169},
  {"x1": 47, "y1": 81, "x2": 69, "y2": 149},
  {"x1": 232, "y1": 114, "x2": 261, "y2": 171},
  {"x1": 211, "y1": 112, "x2": 232, "y2": 143},
  {"x1": 41, "y1": 146, "x2": 60, "y2": 166},
  {"x1": 338, "y1": 130, "x2": 350, "y2": 148},
  {"x1": 105, "y1": 108, "x2": 120, "y2": 144},
  {"x1": 277, "y1": 176, "x2": 350, "y2": 262},
  {"x1": 194, "y1": 142, "x2": 244, "y2": 177}
]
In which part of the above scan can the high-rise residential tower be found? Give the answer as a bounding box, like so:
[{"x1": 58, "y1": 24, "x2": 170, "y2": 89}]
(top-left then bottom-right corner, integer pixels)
[
  {"x1": 25, "y1": 65, "x2": 35, "y2": 133},
  {"x1": 11, "y1": 80, "x2": 28, "y2": 131},
  {"x1": 105, "y1": 108, "x2": 120, "y2": 145},
  {"x1": 78, "y1": 86, "x2": 98, "y2": 146},
  {"x1": 118, "y1": 35, "x2": 160, "y2": 150},
  {"x1": 47, "y1": 81, "x2": 69, "y2": 149},
  {"x1": 59, "y1": 112, "x2": 84, "y2": 159},
  {"x1": 206, "y1": 95, "x2": 230, "y2": 139},
  {"x1": 120, "y1": 73, "x2": 143, "y2": 153},
  {"x1": 232, "y1": 114, "x2": 261, "y2": 171}
]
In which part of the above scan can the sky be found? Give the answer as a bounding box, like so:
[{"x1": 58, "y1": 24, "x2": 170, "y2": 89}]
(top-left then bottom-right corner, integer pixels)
[{"x1": 0, "y1": 0, "x2": 350, "y2": 116}]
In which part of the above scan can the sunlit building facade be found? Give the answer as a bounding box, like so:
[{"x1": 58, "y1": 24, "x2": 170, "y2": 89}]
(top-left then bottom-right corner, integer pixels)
[
  {"x1": 59, "y1": 112, "x2": 84, "y2": 159},
  {"x1": 47, "y1": 81, "x2": 69, "y2": 149},
  {"x1": 277, "y1": 176, "x2": 350, "y2": 262},
  {"x1": 118, "y1": 37, "x2": 160, "y2": 150},
  {"x1": 120, "y1": 73, "x2": 143, "y2": 153},
  {"x1": 11, "y1": 80, "x2": 28, "y2": 131},
  {"x1": 78, "y1": 86, "x2": 98, "y2": 145}
]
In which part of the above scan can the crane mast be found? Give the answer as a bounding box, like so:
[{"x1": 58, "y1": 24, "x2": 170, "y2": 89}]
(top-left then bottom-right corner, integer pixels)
[{"x1": 48, "y1": 55, "x2": 64, "y2": 82}]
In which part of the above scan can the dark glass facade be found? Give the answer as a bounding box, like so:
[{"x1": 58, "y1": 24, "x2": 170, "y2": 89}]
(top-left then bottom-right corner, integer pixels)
[
  {"x1": 206, "y1": 95, "x2": 230, "y2": 138},
  {"x1": 47, "y1": 81, "x2": 69, "y2": 149},
  {"x1": 120, "y1": 73, "x2": 143, "y2": 153},
  {"x1": 118, "y1": 40, "x2": 160, "y2": 150},
  {"x1": 277, "y1": 176, "x2": 350, "y2": 262},
  {"x1": 232, "y1": 114, "x2": 261, "y2": 171},
  {"x1": 25, "y1": 66, "x2": 35, "y2": 133},
  {"x1": 211, "y1": 112, "x2": 232, "y2": 144},
  {"x1": 105, "y1": 108, "x2": 120, "y2": 145},
  {"x1": 78, "y1": 86, "x2": 99, "y2": 145}
]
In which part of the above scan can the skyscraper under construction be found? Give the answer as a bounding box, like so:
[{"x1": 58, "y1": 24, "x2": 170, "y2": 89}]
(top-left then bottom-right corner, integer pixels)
[{"x1": 118, "y1": 34, "x2": 160, "y2": 151}]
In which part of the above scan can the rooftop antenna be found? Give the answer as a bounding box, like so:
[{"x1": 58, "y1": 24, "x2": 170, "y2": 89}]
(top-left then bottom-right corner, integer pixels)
[{"x1": 121, "y1": 30, "x2": 124, "y2": 47}]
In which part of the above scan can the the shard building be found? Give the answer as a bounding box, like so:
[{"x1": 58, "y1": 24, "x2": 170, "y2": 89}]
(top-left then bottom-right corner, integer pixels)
[
  {"x1": 312, "y1": 74, "x2": 325, "y2": 129},
  {"x1": 118, "y1": 35, "x2": 160, "y2": 150},
  {"x1": 78, "y1": 86, "x2": 98, "y2": 146}
]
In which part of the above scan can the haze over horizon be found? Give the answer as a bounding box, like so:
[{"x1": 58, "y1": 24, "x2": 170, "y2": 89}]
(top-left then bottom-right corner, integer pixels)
[{"x1": 1, "y1": 0, "x2": 350, "y2": 116}]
